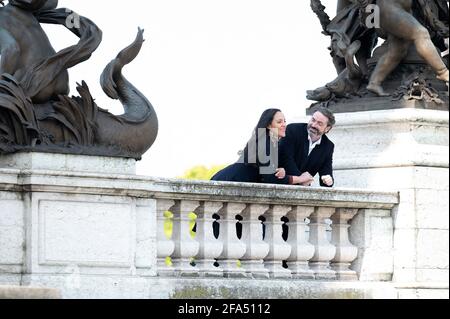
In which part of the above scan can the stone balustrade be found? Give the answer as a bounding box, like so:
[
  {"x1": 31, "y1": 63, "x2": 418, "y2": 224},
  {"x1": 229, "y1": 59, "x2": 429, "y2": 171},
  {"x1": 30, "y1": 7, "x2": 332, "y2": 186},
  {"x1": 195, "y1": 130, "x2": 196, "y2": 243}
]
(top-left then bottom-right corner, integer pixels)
[
  {"x1": 0, "y1": 153, "x2": 400, "y2": 298},
  {"x1": 154, "y1": 182, "x2": 398, "y2": 281}
]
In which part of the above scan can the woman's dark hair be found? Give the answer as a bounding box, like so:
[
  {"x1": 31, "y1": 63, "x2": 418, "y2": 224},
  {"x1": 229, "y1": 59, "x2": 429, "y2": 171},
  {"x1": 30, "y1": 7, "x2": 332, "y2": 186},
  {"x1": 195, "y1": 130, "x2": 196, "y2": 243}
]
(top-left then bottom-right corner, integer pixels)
[
  {"x1": 255, "y1": 108, "x2": 282, "y2": 131},
  {"x1": 241, "y1": 108, "x2": 282, "y2": 167}
]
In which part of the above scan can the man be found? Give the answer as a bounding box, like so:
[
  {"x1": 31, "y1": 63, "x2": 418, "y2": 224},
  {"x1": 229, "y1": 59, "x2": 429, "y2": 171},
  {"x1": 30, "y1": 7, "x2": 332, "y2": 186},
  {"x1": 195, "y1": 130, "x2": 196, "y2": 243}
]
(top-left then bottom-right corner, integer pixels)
[{"x1": 280, "y1": 107, "x2": 335, "y2": 187}]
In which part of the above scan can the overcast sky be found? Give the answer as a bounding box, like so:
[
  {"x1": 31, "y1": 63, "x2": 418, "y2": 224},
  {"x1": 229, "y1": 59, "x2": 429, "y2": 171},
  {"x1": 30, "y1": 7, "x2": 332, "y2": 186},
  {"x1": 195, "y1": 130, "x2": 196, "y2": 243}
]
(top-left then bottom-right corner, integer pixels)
[{"x1": 46, "y1": 0, "x2": 338, "y2": 177}]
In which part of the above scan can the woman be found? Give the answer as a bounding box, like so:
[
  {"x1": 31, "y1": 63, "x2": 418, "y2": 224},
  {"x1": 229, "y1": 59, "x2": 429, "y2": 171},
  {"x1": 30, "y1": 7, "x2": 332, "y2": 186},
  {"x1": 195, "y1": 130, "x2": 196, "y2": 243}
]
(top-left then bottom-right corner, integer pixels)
[{"x1": 211, "y1": 108, "x2": 297, "y2": 185}]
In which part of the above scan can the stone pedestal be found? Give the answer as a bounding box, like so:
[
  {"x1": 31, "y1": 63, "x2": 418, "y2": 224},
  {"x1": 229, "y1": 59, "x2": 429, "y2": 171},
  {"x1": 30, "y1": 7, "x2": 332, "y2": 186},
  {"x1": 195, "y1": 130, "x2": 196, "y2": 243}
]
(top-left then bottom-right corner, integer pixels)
[
  {"x1": 329, "y1": 109, "x2": 449, "y2": 296},
  {"x1": 0, "y1": 153, "x2": 157, "y2": 294}
]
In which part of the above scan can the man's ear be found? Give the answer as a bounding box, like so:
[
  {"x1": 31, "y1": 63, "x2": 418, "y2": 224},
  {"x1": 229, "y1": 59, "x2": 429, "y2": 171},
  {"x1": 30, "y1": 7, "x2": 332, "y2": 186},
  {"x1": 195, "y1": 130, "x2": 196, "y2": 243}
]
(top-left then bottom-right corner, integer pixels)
[{"x1": 325, "y1": 126, "x2": 332, "y2": 134}]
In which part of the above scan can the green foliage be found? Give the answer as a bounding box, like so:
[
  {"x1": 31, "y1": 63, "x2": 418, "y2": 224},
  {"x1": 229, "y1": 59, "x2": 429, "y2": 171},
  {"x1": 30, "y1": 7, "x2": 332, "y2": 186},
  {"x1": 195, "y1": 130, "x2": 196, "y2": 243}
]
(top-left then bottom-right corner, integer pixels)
[{"x1": 179, "y1": 165, "x2": 226, "y2": 181}]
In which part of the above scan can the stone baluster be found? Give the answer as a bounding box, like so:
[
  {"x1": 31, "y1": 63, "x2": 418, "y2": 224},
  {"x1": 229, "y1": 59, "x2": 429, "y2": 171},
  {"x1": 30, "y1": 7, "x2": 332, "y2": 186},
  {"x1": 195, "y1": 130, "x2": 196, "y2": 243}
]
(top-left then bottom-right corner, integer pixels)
[
  {"x1": 217, "y1": 203, "x2": 247, "y2": 278},
  {"x1": 240, "y1": 204, "x2": 270, "y2": 279},
  {"x1": 171, "y1": 200, "x2": 201, "y2": 276},
  {"x1": 194, "y1": 201, "x2": 224, "y2": 277},
  {"x1": 156, "y1": 199, "x2": 176, "y2": 276},
  {"x1": 331, "y1": 208, "x2": 359, "y2": 280},
  {"x1": 263, "y1": 205, "x2": 292, "y2": 278},
  {"x1": 286, "y1": 206, "x2": 315, "y2": 279},
  {"x1": 309, "y1": 207, "x2": 337, "y2": 280}
]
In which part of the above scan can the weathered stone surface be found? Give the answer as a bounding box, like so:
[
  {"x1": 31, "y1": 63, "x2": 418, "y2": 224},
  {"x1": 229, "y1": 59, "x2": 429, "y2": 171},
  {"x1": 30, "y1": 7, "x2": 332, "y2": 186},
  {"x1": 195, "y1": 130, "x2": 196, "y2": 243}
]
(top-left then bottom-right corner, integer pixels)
[
  {"x1": 393, "y1": 229, "x2": 418, "y2": 273},
  {"x1": 350, "y1": 210, "x2": 394, "y2": 281},
  {"x1": 0, "y1": 227, "x2": 24, "y2": 266},
  {"x1": 0, "y1": 199, "x2": 24, "y2": 267},
  {"x1": 0, "y1": 152, "x2": 136, "y2": 175},
  {"x1": 396, "y1": 282, "x2": 449, "y2": 299},
  {"x1": 415, "y1": 189, "x2": 449, "y2": 230},
  {"x1": 330, "y1": 110, "x2": 448, "y2": 171},
  {"x1": 397, "y1": 288, "x2": 449, "y2": 299},
  {"x1": 20, "y1": 275, "x2": 398, "y2": 299},
  {"x1": 135, "y1": 199, "x2": 157, "y2": 275},
  {"x1": 0, "y1": 151, "x2": 398, "y2": 209},
  {"x1": 331, "y1": 109, "x2": 448, "y2": 288},
  {"x1": 0, "y1": 285, "x2": 60, "y2": 299},
  {"x1": 416, "y1": 269, "x2": 450, "y2": 283},
  {"x1": 416, "y1": 229, "x2": 449, "y2": 269},
  {"x1": 38, "y1": 198, "x2": 134, "y2": 267},
  {"x1": 18, "y1": 192, "x2": 156, "y2": 277},
  {"x1": 333, "y1": 167, "x2": 449, "y2": 190},
  {"x1": 391, "y1": 185, "x2": 448, "y2": 232},
  {"x1": 0, "y1": 153, "x2": 402, "y2": 298},
  {"x1": 0, "y1": 274, "x2": 21, "y2": 286}
]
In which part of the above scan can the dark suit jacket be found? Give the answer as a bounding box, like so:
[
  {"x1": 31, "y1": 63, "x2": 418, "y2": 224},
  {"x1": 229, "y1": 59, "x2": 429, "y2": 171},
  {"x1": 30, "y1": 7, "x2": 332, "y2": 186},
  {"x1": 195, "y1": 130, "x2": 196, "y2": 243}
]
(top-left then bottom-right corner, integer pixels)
[
  {"x1": 211, "y1": 136, "x2": 290, "y2": 185},
  {"x1": 279, "y1": 123, "x2": 334, "y2": 187}
]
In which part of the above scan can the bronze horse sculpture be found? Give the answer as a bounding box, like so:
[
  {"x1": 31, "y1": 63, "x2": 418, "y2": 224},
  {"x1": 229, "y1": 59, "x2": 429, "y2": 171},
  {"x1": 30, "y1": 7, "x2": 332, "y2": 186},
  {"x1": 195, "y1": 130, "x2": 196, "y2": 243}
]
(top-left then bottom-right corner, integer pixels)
[{"x1": 0, "y1": 0, "x2": 158, "y2": 159}]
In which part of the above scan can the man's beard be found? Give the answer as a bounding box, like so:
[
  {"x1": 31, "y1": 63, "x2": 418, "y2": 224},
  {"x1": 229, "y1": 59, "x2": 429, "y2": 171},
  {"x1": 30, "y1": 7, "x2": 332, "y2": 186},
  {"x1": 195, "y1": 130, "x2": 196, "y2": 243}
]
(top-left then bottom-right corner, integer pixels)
[{"x1": 307, "y1": 125, "x2": 319, "y2": 136}]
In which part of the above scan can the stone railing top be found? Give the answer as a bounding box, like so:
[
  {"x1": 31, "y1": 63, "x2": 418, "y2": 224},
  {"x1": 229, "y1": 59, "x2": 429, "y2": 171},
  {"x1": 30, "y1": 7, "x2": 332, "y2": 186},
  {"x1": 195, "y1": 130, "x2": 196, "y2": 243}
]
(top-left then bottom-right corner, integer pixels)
[{"x1": 0, "y1": 168, "x2": 399, "y2": 210}]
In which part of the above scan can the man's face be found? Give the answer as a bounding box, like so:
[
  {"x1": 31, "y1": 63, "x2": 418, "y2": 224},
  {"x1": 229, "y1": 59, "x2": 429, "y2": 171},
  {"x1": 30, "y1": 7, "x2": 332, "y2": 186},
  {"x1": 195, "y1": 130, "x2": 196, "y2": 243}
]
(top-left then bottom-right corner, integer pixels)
[{"x1": 307, "y1": 111, "x2": 331, "y2": 141}]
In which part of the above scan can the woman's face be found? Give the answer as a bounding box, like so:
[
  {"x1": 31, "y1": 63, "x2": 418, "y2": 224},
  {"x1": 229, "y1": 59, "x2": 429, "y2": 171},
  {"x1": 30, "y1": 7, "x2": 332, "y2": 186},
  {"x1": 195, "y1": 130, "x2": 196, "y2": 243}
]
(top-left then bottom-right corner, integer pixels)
[{"x1": 268, "y1": 111, "x2": 287, "y2": 138}]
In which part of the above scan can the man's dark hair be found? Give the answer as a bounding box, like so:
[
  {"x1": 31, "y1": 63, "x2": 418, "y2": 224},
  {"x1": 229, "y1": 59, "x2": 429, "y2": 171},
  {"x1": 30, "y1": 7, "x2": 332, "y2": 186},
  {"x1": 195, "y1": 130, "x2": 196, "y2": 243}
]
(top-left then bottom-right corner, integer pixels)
[{"x1": 314, "y1": 107, "x2": 336, "y2": 127}]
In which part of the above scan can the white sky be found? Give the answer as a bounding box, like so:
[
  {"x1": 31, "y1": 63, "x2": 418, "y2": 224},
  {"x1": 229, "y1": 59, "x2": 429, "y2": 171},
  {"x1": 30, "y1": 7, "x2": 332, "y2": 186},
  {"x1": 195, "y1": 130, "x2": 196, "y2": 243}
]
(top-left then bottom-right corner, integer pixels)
[{"x1": 45, "y1": 0, "x2": 338, "y2": 177}]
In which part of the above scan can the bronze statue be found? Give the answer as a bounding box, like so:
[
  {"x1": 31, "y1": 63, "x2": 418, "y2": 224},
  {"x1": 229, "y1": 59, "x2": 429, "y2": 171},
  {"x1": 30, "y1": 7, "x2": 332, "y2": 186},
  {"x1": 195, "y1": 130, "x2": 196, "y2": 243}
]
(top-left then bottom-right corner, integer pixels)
[
  {"x1": 308, "y1": 0, "x2": 378, "y2": 102},
  {"x1": 0, "y1": 0, "x2": 70, "y2": 103},
  {"x1": 0, "y1": 0, "x2": 158, "y2": 158},
  {"x1": 367, "y1": 0, "x2": 449, "y2": 96},
  {"x1": 308, "y1": 0, "x2": 449, "y2": 111}
]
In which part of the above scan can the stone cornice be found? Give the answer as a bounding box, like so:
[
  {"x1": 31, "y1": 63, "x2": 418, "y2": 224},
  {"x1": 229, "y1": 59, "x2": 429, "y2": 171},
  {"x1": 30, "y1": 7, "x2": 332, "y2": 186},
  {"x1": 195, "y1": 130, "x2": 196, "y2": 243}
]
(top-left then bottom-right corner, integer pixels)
[{"x1": 0, "y1": 169, "x2": 399, "y2": 209}]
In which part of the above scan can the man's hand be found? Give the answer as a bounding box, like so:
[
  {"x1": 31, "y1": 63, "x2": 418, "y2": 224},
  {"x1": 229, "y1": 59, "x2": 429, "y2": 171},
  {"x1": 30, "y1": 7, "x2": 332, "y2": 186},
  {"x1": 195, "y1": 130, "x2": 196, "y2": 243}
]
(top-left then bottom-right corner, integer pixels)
[
  {"x1": 299, "y1": 172, "x2": 314, "y2": 186},
  {"x1": 321, "y1": 175, "x2": 334, "y2": 187},
  {"x1": 275, "y1": 168, "x2": 286, "y2": 179}
]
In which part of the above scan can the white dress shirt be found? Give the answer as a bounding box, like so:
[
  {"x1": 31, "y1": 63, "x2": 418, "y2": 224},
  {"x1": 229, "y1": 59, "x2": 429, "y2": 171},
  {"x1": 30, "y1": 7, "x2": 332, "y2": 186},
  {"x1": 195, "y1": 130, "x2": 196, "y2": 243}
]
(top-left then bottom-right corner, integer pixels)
[{"x1": 308, "y1": 136, "x2": 322, "y2": 156}]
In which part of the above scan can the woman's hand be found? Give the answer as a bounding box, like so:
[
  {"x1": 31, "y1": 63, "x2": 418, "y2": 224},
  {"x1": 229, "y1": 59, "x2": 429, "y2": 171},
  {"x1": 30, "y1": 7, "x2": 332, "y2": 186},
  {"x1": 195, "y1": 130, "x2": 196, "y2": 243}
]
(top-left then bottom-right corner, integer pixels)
[
  {"x1": 275, "y1": 168, "x2": 286, "y2": 179},
  {"x1": 291, "y1": 172, "x2": 314, "y2": 186},
  {"x1": 298, "y1": 172, "x2": 314, "y2": 186}
]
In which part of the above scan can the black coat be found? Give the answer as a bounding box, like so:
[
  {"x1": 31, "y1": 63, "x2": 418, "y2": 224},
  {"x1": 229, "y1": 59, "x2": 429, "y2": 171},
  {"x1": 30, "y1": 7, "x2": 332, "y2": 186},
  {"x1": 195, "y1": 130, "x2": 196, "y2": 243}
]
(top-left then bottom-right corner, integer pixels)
[
  {"x1": 211, "y1": 134, "x2": 290, "y2": 185},
  {"x1": 279, "y1": 123, "x2": 334, "y2": 187}
]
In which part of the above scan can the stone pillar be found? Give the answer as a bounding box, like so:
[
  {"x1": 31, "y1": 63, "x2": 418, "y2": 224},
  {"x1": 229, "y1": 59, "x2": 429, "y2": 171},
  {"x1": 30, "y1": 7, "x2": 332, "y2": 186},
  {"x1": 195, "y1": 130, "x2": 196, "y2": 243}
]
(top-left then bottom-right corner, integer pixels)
[
  {"x1": 286, "y1": 206, "x2": 315, "y2": 279},
  {"x1": 309, "y1": 207, "x2": 337, "y2": 280},
  {"x1": 263, "y1": 205, "x2": 292, "y2": 278},
  {"x1": 240, "y1": 204, "x2": 270, "y2": 279},
  {"x1": 194, "y1": 201, "x2": 224, "y2": 277},
  {"x1": 350, "y1": 209, "x2": 394, "y2": 282},
  {"x1": 330, "y1": 109, "x2": 449, "y2": 297},
  {"x1": 171, "y1": 200, "x2": 201, "y2": 277},
  {"x1": 156, "y1": 199, "x2": 176, "y2": 276},
  {"x1": 331, "y1": 208, "x2": 359, "y2": 281},
  {"x1": 217, "y1": 203, "x2": 247, "y2": 278}
]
